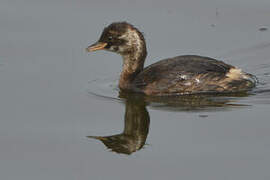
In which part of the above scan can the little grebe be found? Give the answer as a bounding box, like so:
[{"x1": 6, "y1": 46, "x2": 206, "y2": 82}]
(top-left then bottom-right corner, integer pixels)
[{"x1": 86, "y1": 22, "x2": 256, "y2": 95}]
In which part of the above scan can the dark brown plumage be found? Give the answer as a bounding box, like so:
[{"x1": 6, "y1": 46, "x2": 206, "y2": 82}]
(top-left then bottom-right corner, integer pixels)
[{"x1": 87, "y1": 22, "x2": 256, "y2": 96}]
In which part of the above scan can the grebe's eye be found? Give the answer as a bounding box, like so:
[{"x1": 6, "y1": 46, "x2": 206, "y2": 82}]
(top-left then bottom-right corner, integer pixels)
[{"x1": 108, "y1": 36, "x2": 113, "y2": 41}]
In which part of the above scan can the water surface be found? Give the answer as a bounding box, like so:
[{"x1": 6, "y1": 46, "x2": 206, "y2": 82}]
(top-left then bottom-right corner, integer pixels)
[{"x1": 1, "y1": 0, "x2": 270, "y2": 179}]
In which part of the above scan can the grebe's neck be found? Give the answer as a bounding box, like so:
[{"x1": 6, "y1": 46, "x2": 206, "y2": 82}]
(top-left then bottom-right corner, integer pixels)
[
  {"x1": 119, "y1": 52, "x2": 146, "y2": 90},
  {"x1": 119, "y1": 28, "x2": 147, "y2": 90}
]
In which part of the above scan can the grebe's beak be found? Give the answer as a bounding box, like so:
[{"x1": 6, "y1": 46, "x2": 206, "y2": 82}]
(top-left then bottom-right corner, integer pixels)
[
  {"x1": 86, "y1": 42, "x2": 107, "y2": 52},
  {"x1": 87, "y1": 136, "x2": 106, "y2": 141}
]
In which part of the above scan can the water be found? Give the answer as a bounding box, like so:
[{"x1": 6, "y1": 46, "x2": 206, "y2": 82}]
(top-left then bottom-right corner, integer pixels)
[{"x1": 1, "y1": 0, "x2": 270, "y2": 179}]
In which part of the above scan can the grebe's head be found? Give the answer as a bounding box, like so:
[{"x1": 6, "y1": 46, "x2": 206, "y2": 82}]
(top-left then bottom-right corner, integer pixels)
[{"x1": 86, "y1": 22, "x2": 146, "y2": 56}]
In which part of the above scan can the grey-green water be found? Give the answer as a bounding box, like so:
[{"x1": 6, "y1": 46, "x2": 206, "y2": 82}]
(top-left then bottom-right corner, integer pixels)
[{"x1": 1, "y1": 0, "x2": 270, "y2": 179}]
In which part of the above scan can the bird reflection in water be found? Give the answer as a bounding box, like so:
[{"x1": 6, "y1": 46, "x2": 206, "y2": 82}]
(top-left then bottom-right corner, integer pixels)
[
  {"x1": 88, "y1": 91, "x2": 250, "y2": 155},
  {"x1": 87, "y1": 95, "x2": 150, "y2": 155}
]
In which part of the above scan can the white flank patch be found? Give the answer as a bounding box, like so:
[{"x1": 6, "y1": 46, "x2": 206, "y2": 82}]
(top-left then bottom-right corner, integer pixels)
[
  {"x1": 195, "y1": 78, "x2": 200, "y2": 83},
  {"x1": 180, "y1": 75, "x2": 187, "y2": 80},
  {"x1": 184, "y1": 82, "x2": 192, "y2": 86},
  {"x1": 226, "y1": 68, "x2": 243, "y2": 80}
]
